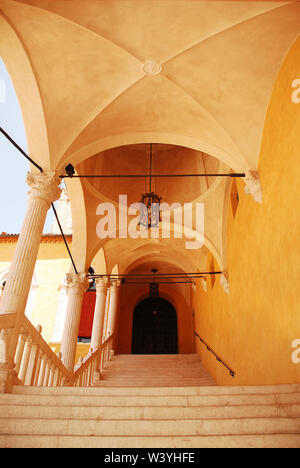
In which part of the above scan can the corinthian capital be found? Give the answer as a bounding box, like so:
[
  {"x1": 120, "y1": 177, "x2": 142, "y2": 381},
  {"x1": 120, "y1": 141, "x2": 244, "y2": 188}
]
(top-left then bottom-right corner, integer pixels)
[
  {"x1": 66, "y1": 273, "x2": 88, "y2": 296},
  {"x1": 26, "y1": 171, "x2": 61, "y2": 205},
  {"x1": 95, "y1": 278, "x2": 108, "y2": 295},
  {"x1": 109, "y1": 279, "x2": 122, "y2": 293}
]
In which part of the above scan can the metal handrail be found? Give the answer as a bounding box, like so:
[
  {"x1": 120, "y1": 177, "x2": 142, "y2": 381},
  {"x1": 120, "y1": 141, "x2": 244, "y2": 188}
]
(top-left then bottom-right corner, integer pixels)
[{"x1": 194, "y1": 331, "x2": 235, "y2": 378}]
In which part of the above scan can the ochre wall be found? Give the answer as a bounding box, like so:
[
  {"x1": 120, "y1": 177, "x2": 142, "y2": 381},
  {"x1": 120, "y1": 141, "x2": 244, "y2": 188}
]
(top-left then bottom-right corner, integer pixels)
[
  {"x1": 194, "y1": 36, "x2": 300, "y2": 386},
  {"x1": 0, "y1": 240, "x2": 71, "y2": 343}
]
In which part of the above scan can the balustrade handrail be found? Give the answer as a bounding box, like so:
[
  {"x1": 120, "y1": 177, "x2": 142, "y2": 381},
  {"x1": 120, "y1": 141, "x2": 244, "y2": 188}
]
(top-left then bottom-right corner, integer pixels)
[
  {"x1": 21, "y1": 315, "x2": 72, "y2": 382},
  {"x1": 74, "y1": 334, "x2": 113, "y2": 372},
  {"x1": 194, "y1": 331, "x2": 235, "y2": 378},
  {"x1": 0, "y1": 311, "x2": 115, "y2": 390},
  {"x1": 73, "y1": 334, "x2": 114, "y2": 386}
]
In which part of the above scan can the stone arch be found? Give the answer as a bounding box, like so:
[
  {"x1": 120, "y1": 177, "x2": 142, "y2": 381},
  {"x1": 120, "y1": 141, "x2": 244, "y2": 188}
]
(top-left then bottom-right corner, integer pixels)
[
  {"x1": 60, "y1": 132, "x2": 249, "y2": 175},
  {"x1": 0, "y1": 13, "x2": 50, "y2": 170}
]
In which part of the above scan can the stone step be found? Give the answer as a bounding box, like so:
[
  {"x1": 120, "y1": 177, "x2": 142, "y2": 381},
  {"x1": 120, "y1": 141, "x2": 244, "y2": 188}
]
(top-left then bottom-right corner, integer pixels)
[
  {"x1": 102, "y1": 362, "x2": 207, "y2": 372},
  {"x1": 1, "y1": 383, "x2": 300, "y2": 448},
  {"x1": 11, "y1": 383, "x2": 300, "y2": 396},
  {"x1": 100, "y1": 354, "x2": 215, "y2": 386},
  {"x1": 2, "y1": 391, "x2": 300, "y2": 407},
  {"x1": 107, "y1": 362, "x2": 204, "y2": 367},
  {"x1": 103, "y1": 369, "x2": 209, "y2": 374},
  {"x1": 1, "y1": 417, "x2": 299, "y2": 437},
  {"x1": 98, "y1": 377, "x2": 215, "y2": 383},
  {"x1": 96, "y1": 381, "x2": 216, "y2": 387},
  {"x1": 101, "y1": 368, "x2": 213, "y2": 373},
  {"x1": 114, "y1": 354, "x2": 201, "y2": 359},
  {"x1": 96, "y1": 383, "x2": 216, "y2": 387},
  {"x1": 1, "y1": 433, "x2": 299, "y2": 449},
  {"x1": 3, "y1": 403, "x2": 300, "y2": 420}
]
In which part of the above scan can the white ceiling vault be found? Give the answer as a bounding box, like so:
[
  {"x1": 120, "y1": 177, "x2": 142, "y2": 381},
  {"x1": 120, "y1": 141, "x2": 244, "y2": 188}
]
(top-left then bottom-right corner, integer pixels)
[{"x1": 1, "y1": 0, "x2": 300, "y2": 277}]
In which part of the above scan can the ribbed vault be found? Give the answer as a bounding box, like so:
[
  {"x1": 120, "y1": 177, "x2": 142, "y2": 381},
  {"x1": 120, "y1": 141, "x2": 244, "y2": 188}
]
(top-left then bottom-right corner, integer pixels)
[{"x1": 1, "y1": 0, "x2": 300, "y2": 277}]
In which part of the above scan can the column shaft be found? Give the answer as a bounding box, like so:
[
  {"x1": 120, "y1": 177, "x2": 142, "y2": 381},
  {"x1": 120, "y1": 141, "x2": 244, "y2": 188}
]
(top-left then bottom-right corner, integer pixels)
[
  {"x1": 60, "y1": 274, "x2": 88, "y2": 372},
  {"x1": 106, "y1": 281, "x2": 121, "y2": 337},
  {"x1": 0, "y1": 172, "x2": 61, "y2": 366},
  {"x1": 90, "y1": 279, "x2": 108, "y2": 351}
]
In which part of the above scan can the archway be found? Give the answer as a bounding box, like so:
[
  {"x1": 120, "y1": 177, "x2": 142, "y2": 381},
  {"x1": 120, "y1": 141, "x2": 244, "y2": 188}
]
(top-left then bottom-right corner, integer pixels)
[{"x1": 131, "y1": 297, "x2": 178, "y2": 355}]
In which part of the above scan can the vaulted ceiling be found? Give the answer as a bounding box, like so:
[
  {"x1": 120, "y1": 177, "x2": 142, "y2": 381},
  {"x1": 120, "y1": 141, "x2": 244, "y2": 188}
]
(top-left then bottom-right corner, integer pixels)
[{"x1": 1, "y1": 0, "x2": 300, "y2": 275}]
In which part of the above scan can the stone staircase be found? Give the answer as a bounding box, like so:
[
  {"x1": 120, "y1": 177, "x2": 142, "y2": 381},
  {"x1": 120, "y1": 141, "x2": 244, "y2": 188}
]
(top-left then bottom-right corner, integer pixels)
[
  {"x1": 97, "y1": 354, "x2": 216, "y2": 387},
  {"x1": 0, "y1": 383, "x2": 300, "y2": 447}
]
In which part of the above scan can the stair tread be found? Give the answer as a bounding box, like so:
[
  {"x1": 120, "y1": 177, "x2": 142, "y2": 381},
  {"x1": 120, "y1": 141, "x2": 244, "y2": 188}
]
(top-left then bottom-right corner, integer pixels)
[
  {"x1": 1, "y1": 433, "x2": 299, "y2": 449},
  {"x1": 1, "y1": 356, "x2": 299, "y2": 447},
  {"x1": 1, "y1": 378, "x2": 300, "y2": 447},
  {"x1": 98, "y1": 354, "x2": 216, "y2": 387}
]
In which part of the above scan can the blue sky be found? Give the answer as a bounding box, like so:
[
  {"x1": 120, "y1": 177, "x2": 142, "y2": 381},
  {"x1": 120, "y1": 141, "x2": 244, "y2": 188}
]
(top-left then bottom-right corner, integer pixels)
[{"x1": 0, "y1": 58, "x2": 54, "y2": 234}]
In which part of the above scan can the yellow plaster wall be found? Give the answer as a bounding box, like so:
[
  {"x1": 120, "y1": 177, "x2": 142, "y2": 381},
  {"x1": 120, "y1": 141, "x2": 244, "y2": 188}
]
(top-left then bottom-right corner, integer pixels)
[
  {"x1": 30, "y1": 257, "x2": 70, "y2": 343},
  {"x1": 50, "y1": 342, "x2": 90, "y2": 368},
  {"x1": 193, "y1": 36, "x2": 300, "y2": 386},
  {"x1": 0, "y1": 241, "x2": 71, "y2": 343}
]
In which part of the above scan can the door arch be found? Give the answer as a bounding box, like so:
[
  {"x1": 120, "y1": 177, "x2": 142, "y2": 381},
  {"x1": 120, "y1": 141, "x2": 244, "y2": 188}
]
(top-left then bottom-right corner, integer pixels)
[{"x1": 131, "y1": 297, "x2": 178, "y2": 354}]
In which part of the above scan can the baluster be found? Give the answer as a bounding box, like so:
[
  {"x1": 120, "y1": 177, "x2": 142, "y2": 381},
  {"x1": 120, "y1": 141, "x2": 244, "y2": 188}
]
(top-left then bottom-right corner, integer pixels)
[
  {"x1": 56, "y1": 371, "x2": 61, "y2": 386},
  {"x1": 52, "y1": 367, "x2": 59, "y2": 387},
  {"x1": 93, "y1": 350, "x2": 101, "y2": 383},
  {"x1": 19, "y1": 336, "x2": 32, "y2": 383},
  {"x1": 43, "y1": 358, "x2": 51, "y2": 387},
  {"x1": 37, "y1": 354, "x2": 47, "y2": 386},
  {"x1": 33, "y1": 350, "x2": 42, "y2": 386},
  {"x1": 53, "y1": 352, "x2": 62, "y2": 387},
  {"x1": 25, "y1": 325, "x2": 42, "y2": 386},
  {"x1": 25, "y1": 341, "x2": 38, "y2": 386},
  {"x1": 87, "y1": 362, "x2": 91, "y2": 386},
  {"x1": 14, "y1": 333, "x2": 26, "y2": 374},
  {"x1": 0, "y1": 329, "x2": 9, "y2": 364},
  {"x1": 47, "y1": 362, "x2": 53, "y2": 386},
  {"x1": 100, "y1": 348, "x2": 104, "y2": 372}
]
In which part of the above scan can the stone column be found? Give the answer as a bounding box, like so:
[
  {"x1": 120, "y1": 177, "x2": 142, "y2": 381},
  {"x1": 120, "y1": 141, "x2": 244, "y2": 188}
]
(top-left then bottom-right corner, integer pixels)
[
  {"x1": 90, "y1": 278, "x2": 108, "y2": 352},
  {"x1": 0, "y1": 172, "x2": 61, "y2": 321},
  {"x1": 0, "y1": 171, "x2": 61, "y2": 391},
  {"x1": 106, "y1": 280, "x2": 121, "y2": 338},
  {"x1": 60, "y1": 273, "x2": 88, "y2": 372}
]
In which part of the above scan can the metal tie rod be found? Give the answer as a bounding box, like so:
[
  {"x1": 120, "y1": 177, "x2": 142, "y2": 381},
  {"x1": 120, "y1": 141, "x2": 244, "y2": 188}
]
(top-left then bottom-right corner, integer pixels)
[{"x1": 61, "y1": 173, "x2": 245, "y2": 179}]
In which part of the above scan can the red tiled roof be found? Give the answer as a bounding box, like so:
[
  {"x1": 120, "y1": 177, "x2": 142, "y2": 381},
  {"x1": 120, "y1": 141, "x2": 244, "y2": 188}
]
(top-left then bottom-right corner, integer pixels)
[{"x1": 0, "y1": 233, "x2": 72, "y2": 244}]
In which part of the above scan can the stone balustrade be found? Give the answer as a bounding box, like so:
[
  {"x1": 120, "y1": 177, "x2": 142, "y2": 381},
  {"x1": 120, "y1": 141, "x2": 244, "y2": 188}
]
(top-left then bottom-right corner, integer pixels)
[
  {"x1": 14, "y1": 317, "x2": 72, "y2": 387},
  {"x1": 0, "y1": 312, "x2": 115, "y2": 391},
  {"x1": 73, "y1": 334, "x2": 114, "y2": 387}
]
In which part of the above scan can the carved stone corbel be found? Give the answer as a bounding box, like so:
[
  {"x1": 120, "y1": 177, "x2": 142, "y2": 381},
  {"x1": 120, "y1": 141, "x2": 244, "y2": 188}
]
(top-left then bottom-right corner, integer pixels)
[
  {"x1": 220, "y1": 272, "x2": 230, "y2": 295},
  {"x1": 201, "y1": 277, "x2": 207, "y2": 293},
  {"x1": 244, "y1": 170, "x2": 263, "y2": 204}
]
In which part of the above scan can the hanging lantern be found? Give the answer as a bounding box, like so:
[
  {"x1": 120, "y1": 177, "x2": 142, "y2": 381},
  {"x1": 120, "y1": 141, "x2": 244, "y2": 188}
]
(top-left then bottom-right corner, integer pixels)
[
  {"x1": 150, "y1": 281, "x2": 159, "y2": 297},
  {"x1": 139, "y1": 192, "x2": 162, "y2": 229},
  {"x1": 149, "y1": 269, "x2": 159, "y2": 297},
  {"x1": 139, "y1": 144, "x2": 162, "y2": 229}
]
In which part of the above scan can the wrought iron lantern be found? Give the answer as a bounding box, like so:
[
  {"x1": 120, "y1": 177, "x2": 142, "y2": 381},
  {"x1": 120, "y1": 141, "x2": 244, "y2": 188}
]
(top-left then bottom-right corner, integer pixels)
[
  {"x1": 149, "y1": 269, "x2": 159, "y2": 297},
  {"x1": 139, "y1": 143, "x2": 162, "y2": 229}
]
